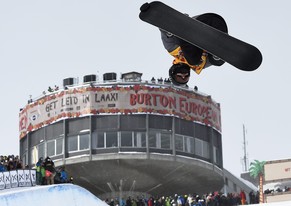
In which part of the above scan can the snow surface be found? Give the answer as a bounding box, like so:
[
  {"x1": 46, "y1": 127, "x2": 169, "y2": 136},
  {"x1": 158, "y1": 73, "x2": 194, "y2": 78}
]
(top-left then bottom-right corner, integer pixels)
[
  {"x1": 0, "y1": 184, "x2": 108, "y2": 206},
  {"x1": 248, "y1": 201, "x2": 291, "y2": 206}
]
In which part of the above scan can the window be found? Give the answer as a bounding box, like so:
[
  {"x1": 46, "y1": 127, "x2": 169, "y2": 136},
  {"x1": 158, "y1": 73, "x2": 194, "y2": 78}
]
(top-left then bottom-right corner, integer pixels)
[
  {"x1": 175, "y1": 134, "x2": 183, "y2": 151},
  {"x1": 47, "y1": 141, "x2": 55, "y2": 157},
  {"x1": 161, "y1": 133, "x2": 171, "y2": 149},
  {"x1": 184, "y1": 136, "x2": 194, "y2": 153},
  {"x1": 67, "y1": 134, "x2": 89, "y2": 152},
  {"x1": 213, "y1": 146, "x2": 219, "y2": 163},
  {"x1": 106, "y1": 132, "x2": 118, "y2": 148},
  {"x1": 134, "y1": 132, "x2": 146, "y2": 147},
  {"x1": 56, "y1": 138, "x2": 63, "y2": 155},
  {"x1": 202, "y1": 141, "x2": 210, "y2": 159},
  {"x1": 38, "y1": 143, "x2": 45, "y2": 160},
  {"x1": 80, "y1": 134, "x2": 90, "y2": 150},
  {"x1": 68, "y1": 135, "x2": 78, "y2": 152},
  {"x1": 195, "y1": 138, "x2": 210, "y2": 158},
  {"x1": 121, "y1": 131, "x2": 133, "y2": 147},
  {"x1": 92, "y1": 132, "x2": 105, "y2": 148},
  {"x1": 195, "y1": 138, "x2": 203, "y2": 156},
  {"x1": 148, "y1": 131, "x2": 157, "y2": 148},
  {"x1": 31, "y1": 143, "x2": 45, "y2": 164}
]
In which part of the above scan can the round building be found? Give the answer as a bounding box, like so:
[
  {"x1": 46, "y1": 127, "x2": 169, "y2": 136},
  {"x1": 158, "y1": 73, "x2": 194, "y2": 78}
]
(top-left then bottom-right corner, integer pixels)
[{"x1": 19, "y1": 72, "x2": 224, "y2": 198}]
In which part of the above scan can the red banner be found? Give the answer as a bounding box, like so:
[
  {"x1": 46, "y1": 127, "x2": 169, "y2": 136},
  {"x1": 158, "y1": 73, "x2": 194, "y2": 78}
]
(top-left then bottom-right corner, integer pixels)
[{"x1": 19, "y1": 85, "x2": 221, "y2": 138}]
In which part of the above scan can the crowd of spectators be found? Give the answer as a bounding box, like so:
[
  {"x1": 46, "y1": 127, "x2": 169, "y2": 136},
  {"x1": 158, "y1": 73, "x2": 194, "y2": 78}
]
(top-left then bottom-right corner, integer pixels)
[
  {"x1": 0, "y1": 155, "x2": 25, "y2": 171},
  {"x1": 104, "y1": 190, "x2": 261, "y2": 206},
  {"x1": 0, "y1": 154, "x2": 71, "y2": 186}
]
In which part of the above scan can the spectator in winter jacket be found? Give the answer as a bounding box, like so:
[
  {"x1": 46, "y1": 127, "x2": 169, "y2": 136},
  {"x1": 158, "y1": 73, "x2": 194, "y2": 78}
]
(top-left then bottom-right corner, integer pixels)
[
  {"x1": 59, "y1": 167, "x2": 69, "y2": 183},
  {"x1": 0, "y1": 161, "x2": 6, "y2": 172},
  {"x1": 240, "y1": 190, "x2": 246, "y2": 205},
  {"x1": 44, "y1": 156, "x2": 56, "y2": 185},
  {"x1": 36, "y1": 157, "x2": 43, "y2": 185}
]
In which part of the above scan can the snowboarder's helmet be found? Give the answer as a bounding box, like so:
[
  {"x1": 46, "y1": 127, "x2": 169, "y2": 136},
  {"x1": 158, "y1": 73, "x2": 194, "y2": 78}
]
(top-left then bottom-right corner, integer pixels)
[
  {"x1": 169, "y1": 63, "x2": 190, "y2": 86},
  {"x1": 195, "y1": 13, "x2": 228, "y2": 33}
]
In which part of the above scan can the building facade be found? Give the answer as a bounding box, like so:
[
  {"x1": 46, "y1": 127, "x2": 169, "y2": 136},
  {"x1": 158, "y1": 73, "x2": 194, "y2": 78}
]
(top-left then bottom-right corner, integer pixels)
[{"x1": 19, "y1": 72, "x2": 225, "y2": 197}]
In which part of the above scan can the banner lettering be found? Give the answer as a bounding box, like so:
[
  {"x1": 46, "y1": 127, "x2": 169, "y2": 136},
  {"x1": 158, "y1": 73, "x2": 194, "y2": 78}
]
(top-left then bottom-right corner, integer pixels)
[{"x1": 19, "y1": 86, "x2": 221, "y2": 138}]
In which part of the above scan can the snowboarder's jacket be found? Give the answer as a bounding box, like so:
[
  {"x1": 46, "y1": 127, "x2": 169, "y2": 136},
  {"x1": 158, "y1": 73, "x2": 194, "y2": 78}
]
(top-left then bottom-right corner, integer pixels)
[
  {"x1": 160, "y1": 13, "x2": 228, "y2": 75},
  {"x1": 160, "y1": 29, "x2": 209, "y2": 75}
]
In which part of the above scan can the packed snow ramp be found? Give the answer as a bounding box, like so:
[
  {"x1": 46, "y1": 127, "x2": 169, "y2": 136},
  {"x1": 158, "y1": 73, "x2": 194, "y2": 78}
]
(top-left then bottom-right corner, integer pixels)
[{"x1": 0, "y1": 184, "x2": 108, "y2": 206}]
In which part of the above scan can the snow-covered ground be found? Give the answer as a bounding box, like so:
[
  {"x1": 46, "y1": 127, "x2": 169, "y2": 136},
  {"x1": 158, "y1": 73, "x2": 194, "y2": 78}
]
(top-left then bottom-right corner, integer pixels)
[
  {"x1": 246, "y1": 201, "x2": 291, "y2": 206},
  {"x1": 0, "y1": 184, "x2": 108, "y2": 206}
]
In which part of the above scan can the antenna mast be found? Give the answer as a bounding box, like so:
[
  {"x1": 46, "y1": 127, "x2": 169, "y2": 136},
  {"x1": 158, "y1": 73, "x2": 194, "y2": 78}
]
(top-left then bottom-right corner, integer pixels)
[{"x1": 242, "y1": 124, "x2": 248, "y2": 172}]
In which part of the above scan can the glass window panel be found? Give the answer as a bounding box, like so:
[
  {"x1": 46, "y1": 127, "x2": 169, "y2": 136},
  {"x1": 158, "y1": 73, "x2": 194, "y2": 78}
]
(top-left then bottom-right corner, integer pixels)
[
  {"x1": 213, "y1": 146, "x2": 217, "y2": 163},
  {"x1": 195, "y1": 138, "x2": 203, "y2": 156},
  {"x1": 161, "y1": 133, "x2": 171, "y2": 149},
  {"x1": 30, "y1": 147, "x2": 36, "y2": 164},
  {"x1": 106, "y1": 132, "x2": 118, "y2": 148},
  {"x1": 96, "y1": 132, "x2": 105, "y2": 148},
  {"x1": 91, "y1": 132, "x2": 97, "y2": 148},
  {"x1": 80, "y1": 134, "x2": 90, "y2": 150},
  {"x1": 148, "y1": 132, "x2": 157, "y2": 148},
  {"x1": 47, "y1": 141, "x2": 55, "y2": 157},
  {"x1": 121, "y1": 132, "x2": 133, "y2": 147},
  {"x1": 56, "y1": 138, "x2": 63, "y2": 155},
  {"x1": 184, "y1": 136, "x2": 194, "y2": 153},
  {"x1": 175, "y1": 135, "x2": 183, "y2": 151},
  {"x1": 203, "y1": 141, "x2": 210, "y2": 158},
  {"x1": 38, "y1": 143, "x2": 45, "y2": 159},
  {"x1": 68, "y1": 135, "x2": 78, "y2": 152},
  {"x1": 134, "y1": 132, "x2": 146, "y2": 147}
]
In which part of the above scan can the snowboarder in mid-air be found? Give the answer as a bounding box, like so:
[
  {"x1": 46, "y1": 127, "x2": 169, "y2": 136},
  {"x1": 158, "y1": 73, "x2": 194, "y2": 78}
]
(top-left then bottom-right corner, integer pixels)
[
  {"x1": 160, "y1": 13, "x2": 228, "y2": 86},
  {"x1": 139, "y1": 1, "x2": 263, "y2": 86}
]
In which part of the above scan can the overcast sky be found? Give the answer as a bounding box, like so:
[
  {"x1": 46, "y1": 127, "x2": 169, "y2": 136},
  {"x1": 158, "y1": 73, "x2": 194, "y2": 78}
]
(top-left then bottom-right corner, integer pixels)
[{"x1": 0, "y1": 0, "x2": 290, "y2": 177}]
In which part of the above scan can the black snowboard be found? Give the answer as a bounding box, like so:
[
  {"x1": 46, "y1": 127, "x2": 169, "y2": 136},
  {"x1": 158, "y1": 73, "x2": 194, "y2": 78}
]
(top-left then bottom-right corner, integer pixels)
[{"x1": 139, "y1": 1, "x2": 262, "y2": 71}]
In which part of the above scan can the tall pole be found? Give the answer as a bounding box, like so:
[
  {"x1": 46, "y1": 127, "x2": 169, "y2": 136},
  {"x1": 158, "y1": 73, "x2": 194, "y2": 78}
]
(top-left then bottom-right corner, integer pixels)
[{"x1": 242, "y1": 124, "x2": 248, "y2": 172}]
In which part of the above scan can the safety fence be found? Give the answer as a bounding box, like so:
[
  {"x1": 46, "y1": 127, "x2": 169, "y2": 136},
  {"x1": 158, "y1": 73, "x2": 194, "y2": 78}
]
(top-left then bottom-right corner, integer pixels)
[{"x1": 0, "y1": 170, "x2": 36, "y2": 190}]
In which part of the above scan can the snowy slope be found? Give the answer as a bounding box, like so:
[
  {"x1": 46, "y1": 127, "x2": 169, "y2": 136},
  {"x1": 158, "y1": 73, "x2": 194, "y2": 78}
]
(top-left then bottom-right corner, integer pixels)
[
  {"x1": 249, "y1": 201, "x2": 291, "y2": 206},
  {"x1": 0, "y1": 184, "x2": 108, "y2": 206}
]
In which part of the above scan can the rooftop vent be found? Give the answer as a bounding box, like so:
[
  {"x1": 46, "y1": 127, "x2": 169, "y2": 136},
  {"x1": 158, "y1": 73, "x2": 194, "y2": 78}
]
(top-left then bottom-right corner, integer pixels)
[
  {"x1": 63, "y1": 77, "x2": 75, "y2": 87},
  {"x1": 83, "y1": 74, "x2": 96, "y2": 83},
  {"x1": 103, "y1": 72, "x2": 117, "y2": 81}
]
